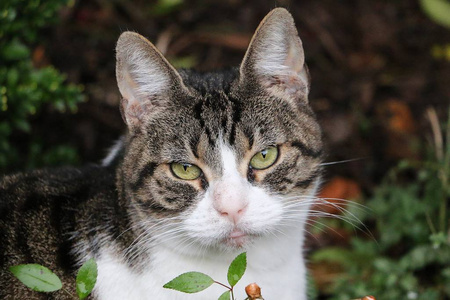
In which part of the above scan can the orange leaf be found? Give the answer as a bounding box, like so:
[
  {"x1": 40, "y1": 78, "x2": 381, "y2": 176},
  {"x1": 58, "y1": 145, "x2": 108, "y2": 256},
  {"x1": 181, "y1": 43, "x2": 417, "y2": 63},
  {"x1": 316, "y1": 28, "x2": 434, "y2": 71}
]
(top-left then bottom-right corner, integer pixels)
[
  {"x1": 316, "y1": 177, "x2": 361, "y2": 214},
  {"x1": 378, "y1": 99, "x2": 415, "y2": 134}
]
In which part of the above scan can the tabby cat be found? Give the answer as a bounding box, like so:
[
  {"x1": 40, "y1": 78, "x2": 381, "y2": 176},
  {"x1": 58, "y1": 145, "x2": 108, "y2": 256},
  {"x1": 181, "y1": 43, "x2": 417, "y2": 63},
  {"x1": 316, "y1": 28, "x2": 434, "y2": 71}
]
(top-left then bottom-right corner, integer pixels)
[{"x1": 0, "y1": 8, "x2": 323, "y2": 300}]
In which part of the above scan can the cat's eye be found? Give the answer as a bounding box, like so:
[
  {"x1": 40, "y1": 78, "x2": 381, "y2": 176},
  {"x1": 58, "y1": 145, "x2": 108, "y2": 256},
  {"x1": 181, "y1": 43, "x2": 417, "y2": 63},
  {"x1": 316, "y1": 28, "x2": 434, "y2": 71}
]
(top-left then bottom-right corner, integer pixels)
[
  {"x1": 170, "y1": 163, "x2": 202, "y2": 180},
  {"x1": 249, "y1": 146, "x2": 278, "y2": 170}
]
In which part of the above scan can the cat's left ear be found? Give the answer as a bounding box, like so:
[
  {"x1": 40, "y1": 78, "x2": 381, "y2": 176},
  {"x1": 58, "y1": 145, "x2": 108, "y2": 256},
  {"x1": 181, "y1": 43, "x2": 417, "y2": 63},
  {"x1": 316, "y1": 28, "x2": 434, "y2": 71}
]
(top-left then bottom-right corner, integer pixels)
[
  {"x1": 116, "y1": 32, "x2": 190, "y2": 132},
  {"x1": 240, "y1": 8, "x2": 309, "y2": 102}
]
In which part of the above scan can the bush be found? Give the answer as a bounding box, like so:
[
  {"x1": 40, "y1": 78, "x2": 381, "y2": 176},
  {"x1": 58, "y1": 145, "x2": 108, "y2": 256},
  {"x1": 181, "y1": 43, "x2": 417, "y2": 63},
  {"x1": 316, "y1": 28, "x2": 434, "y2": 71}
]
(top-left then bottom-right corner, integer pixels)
[
  {"x1": 0, "y1": 0, "x2": 84, "y2": 173},
  {"x1": 312, "y1": 109, "x2": 450, "y2": 299}
]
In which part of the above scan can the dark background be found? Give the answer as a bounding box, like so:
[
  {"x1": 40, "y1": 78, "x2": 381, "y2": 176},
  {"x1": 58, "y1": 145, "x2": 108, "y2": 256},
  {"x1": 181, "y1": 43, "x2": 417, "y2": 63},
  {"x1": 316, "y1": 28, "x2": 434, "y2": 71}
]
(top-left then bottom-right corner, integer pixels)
[
  {"x1": 36, "y1": 0, "x2": 449, "y2": 186},
  {"x1": 3, "y1": 0, "x2": 450, "y2": 298}
]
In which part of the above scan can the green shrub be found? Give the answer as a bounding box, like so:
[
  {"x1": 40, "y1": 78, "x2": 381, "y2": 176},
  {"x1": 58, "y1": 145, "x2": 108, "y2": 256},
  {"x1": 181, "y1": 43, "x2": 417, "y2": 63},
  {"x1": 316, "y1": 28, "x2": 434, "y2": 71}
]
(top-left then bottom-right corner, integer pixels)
[
  {"x1": 312, "y1": 108, "x2": 450, "y2": 299},
  {"x1": 0, "y1": 0, "x2": 84, "y2": 173}
]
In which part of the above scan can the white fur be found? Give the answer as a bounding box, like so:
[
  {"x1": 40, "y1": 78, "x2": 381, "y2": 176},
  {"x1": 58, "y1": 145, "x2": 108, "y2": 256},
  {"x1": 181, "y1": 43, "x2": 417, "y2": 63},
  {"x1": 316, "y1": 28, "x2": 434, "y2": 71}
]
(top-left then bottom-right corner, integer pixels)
[
  {"x1": 94, "y1": 238, "x2": 306, "y2": 299},
  {"x1": 119, "y1": 46, "x2": 169, "y2": 102},
  {"x1": 101, "y1": 138, "x2": 123, "y2": 166},
  {"x1": 255, "y1": 28, "x2": 293, "y2": 76},
  {"x1": 92, "y1": 144, "x2": 314, "y2": 299}
]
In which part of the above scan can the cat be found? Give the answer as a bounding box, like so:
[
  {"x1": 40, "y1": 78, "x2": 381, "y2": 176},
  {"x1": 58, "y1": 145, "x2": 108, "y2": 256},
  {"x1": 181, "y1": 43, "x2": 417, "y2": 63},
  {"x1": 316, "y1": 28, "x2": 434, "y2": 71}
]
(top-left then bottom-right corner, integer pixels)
[{"x1": 0, "y1": 8, "x2": 323, "y2": 300}]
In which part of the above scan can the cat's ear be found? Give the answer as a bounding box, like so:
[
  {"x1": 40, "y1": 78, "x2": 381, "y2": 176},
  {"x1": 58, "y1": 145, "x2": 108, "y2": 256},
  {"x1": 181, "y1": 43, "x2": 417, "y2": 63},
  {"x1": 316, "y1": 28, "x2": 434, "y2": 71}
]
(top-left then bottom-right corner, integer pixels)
[
  {"x1": 240, "y1": 8, "x2": 309, "y2": 102},
  {"x1": 116, "y1": 32, "x2": 189, "y2": 131}
]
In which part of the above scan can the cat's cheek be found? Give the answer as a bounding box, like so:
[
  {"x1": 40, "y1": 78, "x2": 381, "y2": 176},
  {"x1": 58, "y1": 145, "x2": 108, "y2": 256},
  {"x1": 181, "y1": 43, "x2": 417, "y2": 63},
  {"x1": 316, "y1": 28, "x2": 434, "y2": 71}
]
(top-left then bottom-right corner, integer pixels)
[
  {"x1": 241, "y1": 186, "x2": 284, "y2": 231},
  {"x1": 182, "y1": 190, "x2": 232, "y2": 241}
]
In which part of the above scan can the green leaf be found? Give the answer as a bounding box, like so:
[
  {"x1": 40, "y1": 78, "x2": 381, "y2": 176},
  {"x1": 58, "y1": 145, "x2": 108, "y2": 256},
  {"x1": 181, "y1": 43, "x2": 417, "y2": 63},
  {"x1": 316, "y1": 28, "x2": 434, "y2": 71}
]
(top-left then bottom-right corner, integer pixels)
[
  {"x1": 227, "y1": 252, "x2": 247, "y2": 287},
  {"x1": 169, "y1": 55, "x2": 197, "y2": 69},
  {"x1": 218, "y1": 290, "x2": 231, "y2": 300},
  {"x1": 14, "y1": 118, "x2": 31, "y2": 132},
  {"x1": 163, "y1": 272, "x2": 214, "y2": 293},
  {"x1": 430, "y1": 232, "x2": 448, "y2": 248},
  {"x1": 152, "y1": 0, "x2": 183, "y2": 15},
  {"x1": 420, "y1": 0, "x2": 450, "y2": 29},
  {"x1": 2, "y1": 40, "x2": 30, "y2": 60},
  {"x1": 76, "y1": 258, "x2": 98, "y2": 299},
  {"x1": 310, "y1": 247, "x2": 354, "y2": 267},
  {"x1": 9, "y1": 264, "x2": 62, "y2": 292},
  {"x1": 7, "y1": 68, "x2": 19, "y2": 86}
]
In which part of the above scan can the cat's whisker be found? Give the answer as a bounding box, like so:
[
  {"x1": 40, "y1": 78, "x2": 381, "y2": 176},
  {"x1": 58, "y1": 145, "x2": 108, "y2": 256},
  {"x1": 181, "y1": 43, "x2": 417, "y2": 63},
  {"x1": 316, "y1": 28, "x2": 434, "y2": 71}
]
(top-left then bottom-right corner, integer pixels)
[
  {"x1": 283, "y1": 195, "x2": 368, "y2": 223},
  {"x1": 151, "y1": 228, "x2": 186, "y2": 244},
  {"x1": 144, "y1": 224, "x2": 185, "y2": 243},
  {"x1": 296, "y1": 220, "x2": 328, "y2": 243},
  {"x1": 117, "y1": 201, "x2": 186, "y2": 255},
  {"x1": 319, "y1": 157, "x2": 365, "y2": 166},
  {"x1": 315, "y1": 197, "x2": 369, "y2": 210},
  {"x1": 115, "y1": 217, "x2": 169, "y2": 242},
  {"x1": 303, "y1": 218, "x2": 348, "y2": 240},
  {"x1": 123, "y1": 220, "x2": 169, "y2": 251},
  {"x1": 127, "y1": 226, "x2": 189, "y2": 262},
  {"x1": 277, "y1": 196, "x2": 371, "y2": 238},
  {"x1": 312, "y1": 199, "x2": 369, "y2": 231},
  {"x1": 123, "y1": 217, "x2": 185, "y2": 259}
]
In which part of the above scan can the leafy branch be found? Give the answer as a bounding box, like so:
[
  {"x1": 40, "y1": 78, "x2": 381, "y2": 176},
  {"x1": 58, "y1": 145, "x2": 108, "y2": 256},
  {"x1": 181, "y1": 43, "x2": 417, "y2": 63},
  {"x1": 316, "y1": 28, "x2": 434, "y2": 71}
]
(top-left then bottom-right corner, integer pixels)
[
  {"x1": 9, "y1": 258, "x2": 97, "y2": 299},
  {"x1": 163, "y1": 252, "x2": 253, "y2": 300}
]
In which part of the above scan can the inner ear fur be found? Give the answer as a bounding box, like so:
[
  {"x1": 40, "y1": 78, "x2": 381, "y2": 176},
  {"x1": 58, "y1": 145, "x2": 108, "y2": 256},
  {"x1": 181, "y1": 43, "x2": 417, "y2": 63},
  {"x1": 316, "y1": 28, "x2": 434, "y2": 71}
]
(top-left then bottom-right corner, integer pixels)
[
  {"x1": 240, "y1": 8, "x2": 310, "y2": 103},
  {"x1": 115, "y1": 32, "x2": 189, "y2": 131}
]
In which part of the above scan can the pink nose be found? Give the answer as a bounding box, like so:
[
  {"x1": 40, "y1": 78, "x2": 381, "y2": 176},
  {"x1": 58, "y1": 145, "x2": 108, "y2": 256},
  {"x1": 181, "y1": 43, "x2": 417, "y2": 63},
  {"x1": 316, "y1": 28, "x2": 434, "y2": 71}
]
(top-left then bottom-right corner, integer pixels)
[
  {"x1": 216, "y1": 205, "x2": 247, "y2": 224},
  {"x1": 213, "y1": 185, "x2": 248, "y2": 224}
]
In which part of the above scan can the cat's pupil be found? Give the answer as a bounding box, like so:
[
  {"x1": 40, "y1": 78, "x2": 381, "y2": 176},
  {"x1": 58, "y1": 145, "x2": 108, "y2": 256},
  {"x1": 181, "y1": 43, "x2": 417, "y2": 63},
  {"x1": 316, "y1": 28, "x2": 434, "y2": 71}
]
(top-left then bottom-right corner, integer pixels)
[
  {"x1": 261, "y1": 150, "x2": 267, "y2": 159},
  {"x1": 183, "y1": 164, "x2": 189, "y2": 171}
]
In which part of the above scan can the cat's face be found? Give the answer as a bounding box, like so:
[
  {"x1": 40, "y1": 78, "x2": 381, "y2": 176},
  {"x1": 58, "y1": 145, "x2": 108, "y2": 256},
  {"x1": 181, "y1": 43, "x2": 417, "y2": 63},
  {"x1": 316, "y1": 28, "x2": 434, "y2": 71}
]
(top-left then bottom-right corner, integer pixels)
[{"x1": 116, "y1": 9, "x2": 322, "y2": 254}]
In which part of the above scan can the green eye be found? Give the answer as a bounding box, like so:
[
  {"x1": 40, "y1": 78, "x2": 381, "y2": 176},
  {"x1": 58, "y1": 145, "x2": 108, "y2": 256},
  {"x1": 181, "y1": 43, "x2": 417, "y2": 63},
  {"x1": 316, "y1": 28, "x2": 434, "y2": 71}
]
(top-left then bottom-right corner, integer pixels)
[
  {"x1": 249, "y1": 146, "x2": 279, "y2": 170},
  {"x1": 171, "y1": 163, "x2": 202, "y2": 180}
]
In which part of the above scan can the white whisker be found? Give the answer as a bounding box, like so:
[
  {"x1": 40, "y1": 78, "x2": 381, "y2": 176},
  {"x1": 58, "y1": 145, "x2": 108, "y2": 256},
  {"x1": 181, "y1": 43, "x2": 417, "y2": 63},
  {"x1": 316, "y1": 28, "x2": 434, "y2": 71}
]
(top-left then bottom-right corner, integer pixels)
[{"x1": 319, "y1": 157, "x2": 366, "y2": 166}]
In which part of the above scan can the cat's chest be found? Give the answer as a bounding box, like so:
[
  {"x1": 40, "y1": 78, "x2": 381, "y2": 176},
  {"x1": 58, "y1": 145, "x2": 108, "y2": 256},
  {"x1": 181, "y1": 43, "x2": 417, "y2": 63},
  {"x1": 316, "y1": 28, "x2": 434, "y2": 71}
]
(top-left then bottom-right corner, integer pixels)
[{"x1": 92, "y1": 240, "x2": 307, "y2": 300}]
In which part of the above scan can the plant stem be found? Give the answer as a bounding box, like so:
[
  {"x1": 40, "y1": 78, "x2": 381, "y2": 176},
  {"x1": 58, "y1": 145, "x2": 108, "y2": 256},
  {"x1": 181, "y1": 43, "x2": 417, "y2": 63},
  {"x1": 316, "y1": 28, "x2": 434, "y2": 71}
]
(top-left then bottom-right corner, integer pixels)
[
  {"x1": 214, "y1": 280, "x2": 231, "y2": 291},
  {"x1": 213, "y1": 281, "x2": 236, "y2": 300},
  {"x1": 427, "y1": 107, "x2": 444, "y2": 161},
  {"x1": 444, "y1": 107, "x2": 450, "y2": 233},
  {"x1": 426, "y1": 212, "x2": 437, "y2": 234},
  {"x1": 62, "y1": 287, "x2": 77, "y2": 299},
  {"x1": 439, "y1": 107, "x2": 450, "y2": 233}
]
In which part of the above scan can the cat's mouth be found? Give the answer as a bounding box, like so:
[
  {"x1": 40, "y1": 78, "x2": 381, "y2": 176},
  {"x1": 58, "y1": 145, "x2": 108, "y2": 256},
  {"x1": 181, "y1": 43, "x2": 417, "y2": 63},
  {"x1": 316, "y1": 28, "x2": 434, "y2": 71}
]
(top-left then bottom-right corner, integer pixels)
[{"x1": 224, "y1": 228, "x2": 248, "y2": 247}]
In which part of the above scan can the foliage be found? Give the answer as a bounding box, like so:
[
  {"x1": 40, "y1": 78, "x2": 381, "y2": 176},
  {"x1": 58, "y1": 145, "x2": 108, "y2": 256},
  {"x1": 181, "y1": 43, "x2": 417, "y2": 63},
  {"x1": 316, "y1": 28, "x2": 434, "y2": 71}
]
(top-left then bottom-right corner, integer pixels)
[
  {"x1": 420, "y1": 0, "x2": 450, "y2": 29},
  {"x1": 0, "y1": 0, "x2": 84, "y2": 173},
  {"x1": 163, "y1": 272, "x2": 215, "y2": 293},
  {"x1": 313, "y1": 108, "x2": 450, "y2": 299},
  {"x1": 10, "y1": 259, "x2": 97, "y2": 299},
  {"x1": 227, "y1": 252, "x2": 247, "y2": 287},
  {"x1": 76, "y1": 258, "x2": 98, "y2": 300},
  {"x1": 9, "y1": 264, "x2": 62, "y2": 292},
  {"x1": 151, "y1": 0, "x2": 184, "y2": 16},
  {"x1": 164, "y1": 252, "x2": 247, "y2": 300}
]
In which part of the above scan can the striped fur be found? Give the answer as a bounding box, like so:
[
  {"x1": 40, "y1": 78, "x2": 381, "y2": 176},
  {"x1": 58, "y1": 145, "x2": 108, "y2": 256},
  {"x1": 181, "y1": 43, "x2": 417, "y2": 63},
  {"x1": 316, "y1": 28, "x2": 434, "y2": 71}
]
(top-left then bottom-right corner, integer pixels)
[{"x1": 0, "y1": 8, "x2": 323, "y2": 299}]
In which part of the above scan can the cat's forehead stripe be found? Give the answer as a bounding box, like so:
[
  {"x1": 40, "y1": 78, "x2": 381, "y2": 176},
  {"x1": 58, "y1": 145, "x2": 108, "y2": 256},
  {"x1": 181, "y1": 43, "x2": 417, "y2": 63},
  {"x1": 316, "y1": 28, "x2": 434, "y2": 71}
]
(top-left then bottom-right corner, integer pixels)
[{"x1": 190, "y1": 91, "x2": 252, "y2": 161}]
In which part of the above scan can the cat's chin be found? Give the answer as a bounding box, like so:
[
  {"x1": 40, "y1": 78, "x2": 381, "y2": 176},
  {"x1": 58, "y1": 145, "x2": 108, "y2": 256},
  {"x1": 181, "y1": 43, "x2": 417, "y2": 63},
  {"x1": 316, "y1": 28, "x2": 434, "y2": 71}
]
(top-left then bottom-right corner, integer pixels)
[
  {"x1": 223, "y1": 229, "x2": 248, "y2": 248},
  {"x1": 219, "y1": 227, "x2": 265, "y2": 249}
]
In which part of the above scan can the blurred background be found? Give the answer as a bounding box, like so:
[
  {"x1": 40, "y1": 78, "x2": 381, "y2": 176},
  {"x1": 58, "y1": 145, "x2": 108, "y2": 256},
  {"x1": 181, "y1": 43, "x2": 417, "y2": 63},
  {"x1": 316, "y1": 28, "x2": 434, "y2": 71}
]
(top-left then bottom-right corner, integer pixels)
[{"x1": 0, "y1": 0, "x2": 449, "y2": 299}]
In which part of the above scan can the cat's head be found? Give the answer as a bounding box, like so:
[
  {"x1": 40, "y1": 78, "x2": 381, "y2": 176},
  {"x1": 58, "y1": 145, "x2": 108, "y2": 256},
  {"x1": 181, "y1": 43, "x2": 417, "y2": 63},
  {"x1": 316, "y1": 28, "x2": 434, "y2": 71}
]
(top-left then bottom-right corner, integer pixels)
[{"x1": 115, "y1": 8, "x2": 323, "y2": 254}]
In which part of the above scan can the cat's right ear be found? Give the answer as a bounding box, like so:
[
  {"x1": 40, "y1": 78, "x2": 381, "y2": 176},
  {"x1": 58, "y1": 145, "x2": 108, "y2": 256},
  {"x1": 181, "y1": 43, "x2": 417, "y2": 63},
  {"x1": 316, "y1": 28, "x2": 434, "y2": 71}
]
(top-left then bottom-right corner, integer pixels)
[
  {"x1": 116, "y1": 32, "x2": 189, "y2": 132},
  {"x1": 240, "y1": 8, "x2": 310, "y2": 103}
]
